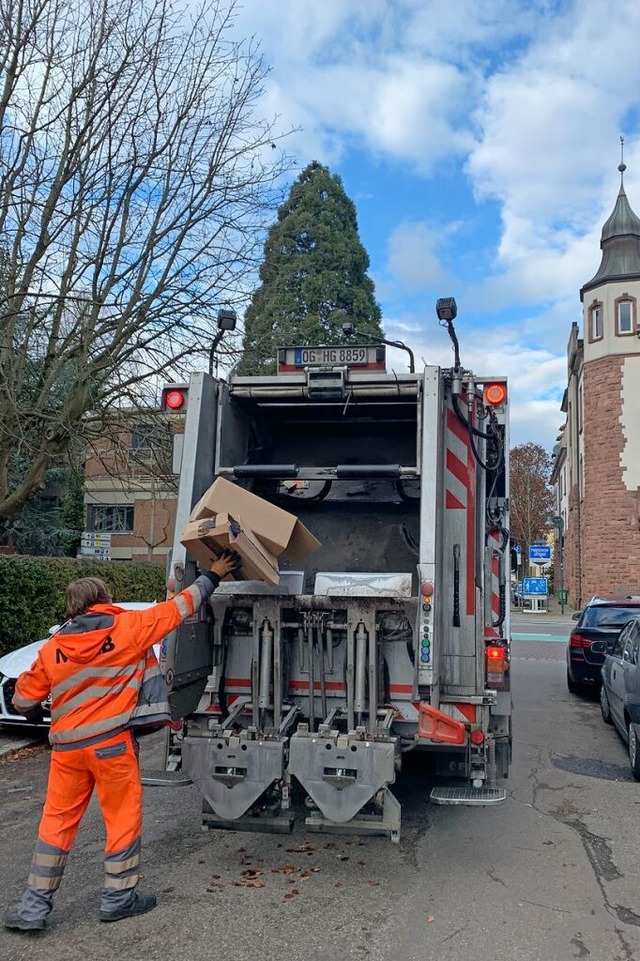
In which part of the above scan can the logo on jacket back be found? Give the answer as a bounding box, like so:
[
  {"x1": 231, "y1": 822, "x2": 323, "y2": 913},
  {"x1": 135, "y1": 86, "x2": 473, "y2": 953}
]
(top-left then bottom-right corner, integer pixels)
[{"x1": 55, "y1": 635, "x2": 115, "y2": 664}]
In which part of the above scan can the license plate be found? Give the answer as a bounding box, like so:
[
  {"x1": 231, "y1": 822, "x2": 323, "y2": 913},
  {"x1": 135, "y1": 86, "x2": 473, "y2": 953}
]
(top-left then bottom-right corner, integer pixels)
[{"x1": 286, "y1": 346, "x2": 377, "y2": 367}]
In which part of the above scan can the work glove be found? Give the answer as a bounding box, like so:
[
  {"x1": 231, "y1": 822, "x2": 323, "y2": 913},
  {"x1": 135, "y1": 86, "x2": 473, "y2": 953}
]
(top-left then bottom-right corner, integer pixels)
[
  {"x1": 23, "y1": 704, "x2": 45, "y2": 726},
  {"x1": 207, "y1": 548, "x2": 242, "y2": 582}
]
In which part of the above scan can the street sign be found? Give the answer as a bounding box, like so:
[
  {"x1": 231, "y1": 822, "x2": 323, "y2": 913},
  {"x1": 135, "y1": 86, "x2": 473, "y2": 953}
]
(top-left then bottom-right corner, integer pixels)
[
  {"x1": 514, "y1": 545, "x2": 522, "y2": 554},
  {"x1": 79, "y1": 532, "x2": 111, "y2": 561},
  {"x1": 80, "y1": 532, "x2": 112, "y2": 548},
  {"x1": 529, "y1": 544, "x2": 551, "y2": 565},
  {"x1": 522, "y1": 576, "x2": 548, "y2": 595}
]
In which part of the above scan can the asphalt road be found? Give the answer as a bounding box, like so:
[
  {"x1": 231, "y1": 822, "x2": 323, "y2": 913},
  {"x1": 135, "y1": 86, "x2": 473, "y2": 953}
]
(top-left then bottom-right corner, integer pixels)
[{"x1": 1, "y1": 626, "x2": 639, "y2": 961}]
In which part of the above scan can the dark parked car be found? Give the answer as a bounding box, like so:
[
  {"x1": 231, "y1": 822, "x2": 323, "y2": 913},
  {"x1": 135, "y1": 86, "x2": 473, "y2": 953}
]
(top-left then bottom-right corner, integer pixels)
[
  {"x1": 599, "y1": 616, "x2": 640, "y2": 780},
  {"x1": 566, "y1": 595, "x2": 640, "y2": 694}
]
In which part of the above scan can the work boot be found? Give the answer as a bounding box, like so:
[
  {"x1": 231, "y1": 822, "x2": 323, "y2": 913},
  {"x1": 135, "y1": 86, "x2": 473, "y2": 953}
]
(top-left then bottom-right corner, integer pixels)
[
  {"x1": 100, "y1": 893, "x2": 157, "y2": 923},
  {"x1": 4, "y1": 908, "x2": 46, "y2": 932}
]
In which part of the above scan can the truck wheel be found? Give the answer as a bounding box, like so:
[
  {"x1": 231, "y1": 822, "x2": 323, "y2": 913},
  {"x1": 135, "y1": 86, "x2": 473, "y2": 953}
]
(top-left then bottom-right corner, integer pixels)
[
  {"x1": 600, "y1": 685, "x2": 613, "y2": 725},
  {"x1": 628, "y1": 723, "x2": 640, "y2": 781}
]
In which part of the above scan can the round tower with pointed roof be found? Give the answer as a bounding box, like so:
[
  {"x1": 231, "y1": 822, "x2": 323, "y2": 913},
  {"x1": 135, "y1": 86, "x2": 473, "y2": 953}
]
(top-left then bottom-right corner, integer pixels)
[{"x1": 575, "y1": 149, "x2": 640, "y2": 600}]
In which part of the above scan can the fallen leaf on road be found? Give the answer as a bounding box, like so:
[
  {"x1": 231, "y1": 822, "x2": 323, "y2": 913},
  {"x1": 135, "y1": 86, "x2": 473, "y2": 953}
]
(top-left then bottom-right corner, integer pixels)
[
  {"x1": 427, "y1": 916, "x2": 435, "y2": 923},
  {"x1": 241, "y1": 869, "x2": 263, "y2": 879},
  {"x1": 334, "y1": 881, "x2": 343, "y2": 888},
  {"x1": 283, "y1": 888, "x2": 300, "y2": 900},
  {"x1": 206, "y1": 883, "x2": 225, "y2": 891},
  {"x1": 233, "y1": 879, "x2": 265, "y2": 888},
  {"x1": 367, "y1": 879, "x2": 379, "y2": 886}
]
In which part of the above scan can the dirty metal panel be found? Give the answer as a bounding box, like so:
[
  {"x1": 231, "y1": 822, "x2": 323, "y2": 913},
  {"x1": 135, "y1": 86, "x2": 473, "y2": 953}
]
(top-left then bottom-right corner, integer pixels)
[
  {"x1": 288, "y1": 732, "x2": 397, "y2": 824},
  {"x1": 183, "y1": 736, "x2": 284, "y2": 821}
]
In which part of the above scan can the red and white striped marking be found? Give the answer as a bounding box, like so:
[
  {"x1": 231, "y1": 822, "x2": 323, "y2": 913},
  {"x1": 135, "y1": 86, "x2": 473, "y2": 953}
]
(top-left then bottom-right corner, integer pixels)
[{"x1": 445, "y1": 405, "x2": 476, "y2": 615}]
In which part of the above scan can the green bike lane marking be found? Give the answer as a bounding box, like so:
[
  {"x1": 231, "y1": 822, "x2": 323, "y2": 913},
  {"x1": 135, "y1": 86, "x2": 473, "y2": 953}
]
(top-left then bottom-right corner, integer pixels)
[{"x1": 511, "y1": 632, "x2": 568, "y2": 643}]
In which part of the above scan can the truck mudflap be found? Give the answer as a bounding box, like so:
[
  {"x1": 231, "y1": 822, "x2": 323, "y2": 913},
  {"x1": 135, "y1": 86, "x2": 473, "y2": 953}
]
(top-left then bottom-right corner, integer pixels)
[
  {"x1": 182, "y1": 732, "x2": 285, "y2": 821},
  {"x1": 288, "y1": 725, "x2": 399, "y2": 839}
]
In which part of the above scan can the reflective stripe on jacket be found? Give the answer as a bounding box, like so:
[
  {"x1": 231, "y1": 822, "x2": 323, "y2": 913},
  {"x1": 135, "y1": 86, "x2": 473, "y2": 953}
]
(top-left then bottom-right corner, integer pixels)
[{"x1": 13, "y1": 577, "x2": 217, "y2": 749}]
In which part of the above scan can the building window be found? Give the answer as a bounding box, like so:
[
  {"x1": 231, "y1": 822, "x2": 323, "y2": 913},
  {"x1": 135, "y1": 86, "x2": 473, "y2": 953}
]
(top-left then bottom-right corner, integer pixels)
[
  {"x1": 578, "y1": 383, "x2": 583, "y2": 432},
  {"x1": 88, "y1": 504, "x2": 134, "y2": 533},
  {"x1": 590, "y1": 304, "x2": 603, "y2": 341},
  {"x1": 131, "y1": 422, "x2": 164, "y2": 451},
  {"x1": 616, "y1": 297, "x2": 635, "y2": 335}
]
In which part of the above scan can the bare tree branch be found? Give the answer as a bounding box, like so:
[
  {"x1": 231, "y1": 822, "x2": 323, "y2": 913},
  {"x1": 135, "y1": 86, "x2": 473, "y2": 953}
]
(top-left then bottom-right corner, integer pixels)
[{"x1": 0, "y1": 0, "x2": 294, "y2": 518}]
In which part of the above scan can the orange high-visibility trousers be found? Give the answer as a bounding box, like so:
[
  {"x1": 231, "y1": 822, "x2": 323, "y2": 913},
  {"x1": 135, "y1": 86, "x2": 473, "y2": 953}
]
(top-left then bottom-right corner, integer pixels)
[{"x1": 18, "y1": 730, "x2": 143, "y2": 921}]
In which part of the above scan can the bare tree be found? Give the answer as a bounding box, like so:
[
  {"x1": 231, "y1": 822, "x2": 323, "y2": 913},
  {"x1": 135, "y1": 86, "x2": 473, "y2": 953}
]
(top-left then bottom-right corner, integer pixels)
[
  {"x1": 509, "y1": 443, "x2": 554, "y2": 560},
  {"x1": 0, "y1": 0, "x2": 293, "y2": 520}
]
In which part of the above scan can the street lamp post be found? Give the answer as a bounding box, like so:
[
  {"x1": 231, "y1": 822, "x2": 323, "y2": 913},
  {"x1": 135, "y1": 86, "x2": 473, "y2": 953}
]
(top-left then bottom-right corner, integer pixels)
[{"x1": 546, "y1": 515, "x2": 565, "y2": 615}]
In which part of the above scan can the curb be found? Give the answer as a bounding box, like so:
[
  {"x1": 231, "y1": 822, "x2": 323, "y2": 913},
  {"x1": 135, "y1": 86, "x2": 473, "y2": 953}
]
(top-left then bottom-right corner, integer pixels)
[{"x1": 0, "y1": 735, "x2": 43, "y2": 758}]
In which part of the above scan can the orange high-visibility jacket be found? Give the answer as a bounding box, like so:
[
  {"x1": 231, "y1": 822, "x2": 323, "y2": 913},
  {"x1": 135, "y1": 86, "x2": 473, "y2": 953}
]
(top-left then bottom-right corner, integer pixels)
[{"x1": 13, "y1": 582, "x2": 206, "y2": 750}]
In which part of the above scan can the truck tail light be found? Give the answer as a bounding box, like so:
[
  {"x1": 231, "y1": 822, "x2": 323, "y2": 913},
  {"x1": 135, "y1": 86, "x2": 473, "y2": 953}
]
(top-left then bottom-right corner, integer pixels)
[
  {"x1": 470, "y1": 729, "x2": 485, "y2": 745},
  {"x1": 486, "y1": 644, "x2": 506, "y2": 687},
  {"x1": 161, "y1": 385, "x2": 189, "y2": 411},
  {"x1": 484, "y1": 382, "x2": 507, "y2": 407}
]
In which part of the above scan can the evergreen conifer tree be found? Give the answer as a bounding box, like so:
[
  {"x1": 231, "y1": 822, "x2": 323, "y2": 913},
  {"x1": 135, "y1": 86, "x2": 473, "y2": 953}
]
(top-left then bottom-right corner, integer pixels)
[{"x1": 239, "y1": 161, "x2": 382, "y2": 374}]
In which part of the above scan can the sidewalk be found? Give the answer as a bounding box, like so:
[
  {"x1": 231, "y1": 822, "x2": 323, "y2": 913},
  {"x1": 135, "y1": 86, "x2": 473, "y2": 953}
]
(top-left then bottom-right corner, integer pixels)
[
  {"x1": 0, "y1": 730, "x2": 44, "y2": 759},
  {"x1": 512, "y1": 593, "x2": 578, "y2": 624}
]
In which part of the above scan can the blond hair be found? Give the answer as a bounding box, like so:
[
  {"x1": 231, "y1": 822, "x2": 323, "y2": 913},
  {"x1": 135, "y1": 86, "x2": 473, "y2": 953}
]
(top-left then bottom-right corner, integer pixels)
[{"x1": 65, "y1": 577, "x2": 113, "y2": 618}]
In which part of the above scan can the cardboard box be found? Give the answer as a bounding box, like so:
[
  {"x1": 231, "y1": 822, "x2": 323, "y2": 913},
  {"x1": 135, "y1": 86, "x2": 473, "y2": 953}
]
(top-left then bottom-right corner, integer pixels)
[
  {"x1": 188, "y1": 476, "x2": 320, "y2": 563},
  {"x1": 181, "y1": 512, "x2": 280, "y2": 587}
]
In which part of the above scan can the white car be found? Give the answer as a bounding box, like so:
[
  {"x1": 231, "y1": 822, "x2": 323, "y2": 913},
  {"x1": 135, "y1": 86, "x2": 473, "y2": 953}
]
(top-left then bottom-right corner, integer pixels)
[{"x1": 0, "y1": 602, "x2": 156, "y2": 727}]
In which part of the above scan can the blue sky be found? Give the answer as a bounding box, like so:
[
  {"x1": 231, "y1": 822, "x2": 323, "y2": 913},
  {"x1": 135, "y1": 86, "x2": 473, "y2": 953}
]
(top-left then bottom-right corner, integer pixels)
[{"x1": 228, "y1": 0, "x2": 640, "y2": 448}]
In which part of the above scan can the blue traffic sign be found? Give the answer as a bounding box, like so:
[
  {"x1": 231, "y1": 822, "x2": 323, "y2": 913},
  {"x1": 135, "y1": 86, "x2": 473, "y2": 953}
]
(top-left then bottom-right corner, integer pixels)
[
  {"x1": 529, "y1": 544, "x2": 551, "y2": 564},
  {"x1": 522, "y1": 576, "x2": 548, "y2": 595},
  {"x1": 514, "y1": 545, "x2": 522, "y2": 554}
]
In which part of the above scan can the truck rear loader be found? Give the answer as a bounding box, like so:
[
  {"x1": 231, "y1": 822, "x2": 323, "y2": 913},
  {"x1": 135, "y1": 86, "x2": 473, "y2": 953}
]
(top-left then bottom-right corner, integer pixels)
[{"x1": 159, "y1": 303, "x2": 512, "y2": 842}]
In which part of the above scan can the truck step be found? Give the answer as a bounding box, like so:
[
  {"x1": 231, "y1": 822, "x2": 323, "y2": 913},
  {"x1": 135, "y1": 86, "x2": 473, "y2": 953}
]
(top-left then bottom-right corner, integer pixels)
[
  {"x1": 140, "y1": 770, "x2": 193, "y2": 787},
  {"x1": 430, "y1": 786, "x2": 506, "y2": 806}
]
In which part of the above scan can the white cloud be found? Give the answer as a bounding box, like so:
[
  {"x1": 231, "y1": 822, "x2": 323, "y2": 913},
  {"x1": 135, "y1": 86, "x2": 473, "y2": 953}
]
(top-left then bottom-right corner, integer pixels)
[
  {"x1": 467, "y1": 2, "x2": 640, "y2": 275},
  {"x1": 385, "y1": 221, "x2": 455, "y2": 292}
]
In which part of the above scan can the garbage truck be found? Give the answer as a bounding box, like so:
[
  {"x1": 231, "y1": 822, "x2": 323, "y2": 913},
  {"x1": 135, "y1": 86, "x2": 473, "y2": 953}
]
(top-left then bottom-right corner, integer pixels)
[{"x1": 159, "y1": 299, "x2": 512, "y2": 842}]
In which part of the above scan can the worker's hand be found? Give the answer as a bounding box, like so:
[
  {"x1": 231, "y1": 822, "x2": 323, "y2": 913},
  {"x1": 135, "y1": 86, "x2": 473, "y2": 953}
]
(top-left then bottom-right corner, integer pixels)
[{"x1": 210, "y1": 549, "x2": 242, "y2": 578}]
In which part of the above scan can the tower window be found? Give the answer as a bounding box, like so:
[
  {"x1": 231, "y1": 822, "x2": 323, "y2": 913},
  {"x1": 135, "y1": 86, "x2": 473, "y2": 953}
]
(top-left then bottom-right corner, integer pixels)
[
  {"x1": 617, "y1": 299, "x2": 634, "y2": 335},
  {"x1": 590, "y1": 304, "x2": 603, "y2": 340}
]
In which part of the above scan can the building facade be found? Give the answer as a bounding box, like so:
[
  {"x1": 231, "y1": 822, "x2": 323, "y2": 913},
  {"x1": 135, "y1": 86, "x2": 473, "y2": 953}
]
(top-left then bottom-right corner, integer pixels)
[
  {"x1": 553, "y1": 165, "x2": 640, "y2": 605},
  {"x1": 83, "y1": 409, "x2": 183, "y2": 566}
]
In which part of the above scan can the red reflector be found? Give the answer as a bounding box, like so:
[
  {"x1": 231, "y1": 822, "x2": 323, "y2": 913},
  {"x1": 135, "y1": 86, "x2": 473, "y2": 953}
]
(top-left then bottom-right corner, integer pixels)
[
  {"x1": 165, "y1": 389, "x2": 185, "y2": 410},
  {"x1": 486, "y1": 645, "x2": 505, "y2": 661},
  {"x1": 421, "y1": 581, "x2": 434, "y2": 597},
  {"x1": 470, "y1": 729, "x2": 484, "y2": 745},
  {"x1": 170, "y1": 720, "x2": 182, "y2": 731},
  {"x1": 484, "y1": 382, "x2": 507, "y2": 406}
]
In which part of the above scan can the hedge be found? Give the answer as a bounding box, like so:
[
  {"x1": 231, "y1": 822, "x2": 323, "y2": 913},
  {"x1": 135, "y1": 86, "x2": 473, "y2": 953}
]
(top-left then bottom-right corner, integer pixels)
[{"x1": 0, "y1": 556, "x2": 166, "y2": 657}]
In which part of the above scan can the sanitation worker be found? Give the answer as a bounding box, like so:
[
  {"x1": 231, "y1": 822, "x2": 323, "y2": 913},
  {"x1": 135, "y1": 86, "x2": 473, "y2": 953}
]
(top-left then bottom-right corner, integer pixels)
[{"x1": 4, "y1": 549, "x2": 241, "y2": 933}]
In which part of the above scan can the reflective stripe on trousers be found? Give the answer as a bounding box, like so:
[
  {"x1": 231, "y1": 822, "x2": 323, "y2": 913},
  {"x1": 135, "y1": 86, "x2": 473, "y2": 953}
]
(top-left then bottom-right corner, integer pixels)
[
  {"x1": 102, "y1": 838, "x2": 141, "y2": 911},
  {"x1": 15, "y1": 730, "x2": 143, "y2": 921},
  {"x1": 19, "y1": 839, "x2": 68, "y2": 922}
]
